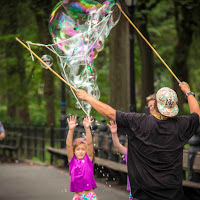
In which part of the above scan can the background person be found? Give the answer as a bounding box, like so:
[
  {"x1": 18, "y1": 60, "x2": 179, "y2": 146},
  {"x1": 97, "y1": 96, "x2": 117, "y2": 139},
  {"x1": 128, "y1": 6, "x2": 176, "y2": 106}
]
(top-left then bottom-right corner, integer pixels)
[
  {"x1": 146, "y1": 93, "x2": 156, "y2": 115},
  {"x1": 107, "y1": 120, "x2": 133, "y2": 200},
  {"x1": 0, "y1": 122, "x2": 6, "y2": 141}
]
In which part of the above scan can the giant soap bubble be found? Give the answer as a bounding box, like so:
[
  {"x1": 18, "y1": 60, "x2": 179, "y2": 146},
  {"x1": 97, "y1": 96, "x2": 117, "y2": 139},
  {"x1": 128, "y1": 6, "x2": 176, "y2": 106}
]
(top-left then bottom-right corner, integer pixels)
[{"x1": 27, "y1": 0, "x2": 121, "y2": 116}]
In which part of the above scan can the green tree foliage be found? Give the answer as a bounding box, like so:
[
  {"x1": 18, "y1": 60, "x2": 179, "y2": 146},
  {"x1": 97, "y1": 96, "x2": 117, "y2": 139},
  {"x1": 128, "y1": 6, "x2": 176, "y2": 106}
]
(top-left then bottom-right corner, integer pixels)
[
  {"x1": 0, "y1": 1, "x2": 33, "y2": 123},
  {"x1": 0, "y1": 0, "x2": 199, "y2": 126},
  {"x1": 135, "y1": 0, "x2": 200, "y2": 115}
]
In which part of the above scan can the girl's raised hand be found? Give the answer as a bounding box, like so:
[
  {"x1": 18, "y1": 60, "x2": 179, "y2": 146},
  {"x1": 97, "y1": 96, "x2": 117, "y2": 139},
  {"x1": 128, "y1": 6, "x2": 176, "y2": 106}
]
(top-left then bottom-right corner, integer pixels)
[
  {"x1": 107, "y1": 120, "x2": 117, "y2": 134},
  {"x1": 67, "y1": 115, "x2": 78, "y2": 130},
  {"x1": 83, "y1": 116, "x2": 94, "y2": 129}
]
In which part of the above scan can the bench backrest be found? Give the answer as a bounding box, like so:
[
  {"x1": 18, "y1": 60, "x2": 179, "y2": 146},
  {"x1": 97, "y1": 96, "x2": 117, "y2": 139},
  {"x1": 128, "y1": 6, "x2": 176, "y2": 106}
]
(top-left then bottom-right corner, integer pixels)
[
  {"x1": 0, "y1": 132, "x2": 22, "y2": 148},
  {"x1": 183, "y1": 149, "x2": 200, "y2": 173}
]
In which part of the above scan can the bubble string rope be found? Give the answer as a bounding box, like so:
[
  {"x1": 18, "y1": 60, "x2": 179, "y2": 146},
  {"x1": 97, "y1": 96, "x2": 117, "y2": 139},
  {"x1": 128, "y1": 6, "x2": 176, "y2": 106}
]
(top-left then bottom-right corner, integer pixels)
[
  {"x1": 16, "y1": 38, "x2": 91, "y2": 116},
  {"x1": 116, "y1": 3, "x2": 181, "y2": 83},
  {"x1": 16, "y1": 37, "x2": 93, "y2": 119},
  {"x1": 16, "y1": 37, "x2": 77, "y2": 91},
  {"x1": 60, "y1": 60, "x2": 89, "y2": 116}
]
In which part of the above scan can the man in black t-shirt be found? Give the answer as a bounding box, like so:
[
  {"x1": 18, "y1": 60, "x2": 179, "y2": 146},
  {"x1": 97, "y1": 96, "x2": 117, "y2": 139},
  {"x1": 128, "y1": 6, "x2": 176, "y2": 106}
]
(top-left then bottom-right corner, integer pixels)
[{"x1": 76, "y1": 82, "x2": 200, "y2": 200}]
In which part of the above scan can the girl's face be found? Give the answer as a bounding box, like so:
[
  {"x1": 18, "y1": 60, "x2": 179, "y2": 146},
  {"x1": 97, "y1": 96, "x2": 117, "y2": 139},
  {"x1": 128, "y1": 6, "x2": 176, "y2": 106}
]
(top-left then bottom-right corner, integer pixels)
[{"x1": 74, "y1": 143, "x2": 87, "y2": 160}]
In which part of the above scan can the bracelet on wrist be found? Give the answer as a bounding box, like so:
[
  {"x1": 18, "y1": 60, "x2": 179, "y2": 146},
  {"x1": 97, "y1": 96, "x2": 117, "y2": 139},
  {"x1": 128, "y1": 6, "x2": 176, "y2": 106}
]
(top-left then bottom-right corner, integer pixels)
[{"x1": 185, "y1": 92, "x2": 195, "y2": 99}]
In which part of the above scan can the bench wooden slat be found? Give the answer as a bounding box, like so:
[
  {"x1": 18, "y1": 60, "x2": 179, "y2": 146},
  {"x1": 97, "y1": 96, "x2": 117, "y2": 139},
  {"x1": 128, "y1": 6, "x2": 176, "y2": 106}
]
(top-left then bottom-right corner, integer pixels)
[
  {"x1": 46, "y1": 147, "x2": 67, "y2": 156},
  {"x1": 95, "y1": 157, "x2": 127, "y2": 173},
  {"x1": 182, "y1": 180, "x2": 200, "y2": 189},
  {"x1": 183, "y1": 149, "x2": 188, "y2": 170},
  {"x1": 0, "y1": 145, "x2": 17, "y2": 150},
  {"x1": 193, "y1": 152, "x2": 200, "y2": 173}
]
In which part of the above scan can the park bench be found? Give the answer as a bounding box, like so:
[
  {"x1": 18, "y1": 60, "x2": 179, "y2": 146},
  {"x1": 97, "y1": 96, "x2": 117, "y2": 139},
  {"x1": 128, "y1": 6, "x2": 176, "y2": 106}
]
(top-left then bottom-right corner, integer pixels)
[
  {"x1": 0, "y1": 132, "x2": 22, "y2": 160},
  {"x1": 47, "y1": 134, "x2": 200, "y2": 190},
  {"x1": 182, "y1": 148, "x2": 200, "y2": 189}
]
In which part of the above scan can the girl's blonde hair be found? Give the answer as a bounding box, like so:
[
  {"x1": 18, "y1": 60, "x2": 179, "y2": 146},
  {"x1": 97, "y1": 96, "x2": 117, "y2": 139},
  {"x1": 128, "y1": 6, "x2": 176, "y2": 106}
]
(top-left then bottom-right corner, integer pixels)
[{"x1": 73, "y1": 137, "x2": 87, "y2": 152}]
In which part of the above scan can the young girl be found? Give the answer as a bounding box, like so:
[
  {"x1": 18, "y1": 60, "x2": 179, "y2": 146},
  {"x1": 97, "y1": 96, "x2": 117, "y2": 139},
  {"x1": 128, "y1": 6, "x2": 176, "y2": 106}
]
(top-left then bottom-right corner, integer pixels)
[
  {"x1": 66, "y1": 115, "x2": 98, "y2": 200},
  {"x1": 107, "y1": 120, "x2": 133, "y2": 200}
]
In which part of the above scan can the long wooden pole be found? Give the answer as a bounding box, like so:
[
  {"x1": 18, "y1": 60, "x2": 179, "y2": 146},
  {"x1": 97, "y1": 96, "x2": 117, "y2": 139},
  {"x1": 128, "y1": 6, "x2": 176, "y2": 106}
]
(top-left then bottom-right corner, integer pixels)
[
  {"x1": 16, "y1": 37, "x2": 77, "y2": 91},
  {"x1": 116, "y1": 3, "x2": 181, "y2": 83}
]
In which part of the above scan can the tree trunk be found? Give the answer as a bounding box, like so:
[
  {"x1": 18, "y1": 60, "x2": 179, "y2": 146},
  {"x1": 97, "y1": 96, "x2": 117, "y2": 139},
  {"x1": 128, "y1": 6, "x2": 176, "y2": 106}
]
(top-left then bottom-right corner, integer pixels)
[
  {"x1": 136, "y1": 23, "x2": 154, "y2": 112},
  {"x1": 172, "y1": 37, "x2": 191, "y2": 115},
  {"x1": 3, "y1": 1, "x2": 19, "y2": 121},
  {"x1": 172, "y1": 1, "x2": 194, "y2": 115},
  {"x1": 16, "y1": 47, "x2": 30, "y2": 123},
  {"x1": 32, "y1": 0, "x2": 56, "y2": 126},
  {"x1": 5, "y1": 39, "x2": 30, "y2": 123},
  {"x1": 6, "y1": 56, "x2": 17, "y2": 120},
  {"x1": 134, "y1": 0, "x2": 156, "y2": 112},
  {"x1": 109, "y1": 0, "x2": 130, "y2": 112}
]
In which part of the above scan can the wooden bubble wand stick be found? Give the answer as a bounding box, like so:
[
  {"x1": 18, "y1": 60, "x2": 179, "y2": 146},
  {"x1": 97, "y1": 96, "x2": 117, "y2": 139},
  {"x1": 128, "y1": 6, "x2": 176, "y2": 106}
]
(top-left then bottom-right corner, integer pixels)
[
  {"x1": 116, "y1": 3, "x2": 181, "y2": 83},
  {"x1": 16, "y1": 37, "x2": 77, "y2": 91}
]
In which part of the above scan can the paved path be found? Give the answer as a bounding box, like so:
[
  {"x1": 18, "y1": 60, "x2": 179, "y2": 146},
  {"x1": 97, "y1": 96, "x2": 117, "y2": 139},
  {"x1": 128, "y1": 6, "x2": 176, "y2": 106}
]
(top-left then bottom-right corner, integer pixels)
[{"x1": 0, "y1": 163, "x2": 129, "y2": 200}]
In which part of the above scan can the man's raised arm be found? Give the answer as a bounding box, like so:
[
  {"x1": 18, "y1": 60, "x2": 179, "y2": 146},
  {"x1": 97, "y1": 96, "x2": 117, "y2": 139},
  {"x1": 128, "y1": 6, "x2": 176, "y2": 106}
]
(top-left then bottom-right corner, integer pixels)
[
  {"x1": 179, "y1": 82, "x2": 200, "y2": 122},
  {"x1": 76, "y1": 89, "x2": 116, "y2": 121}
]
